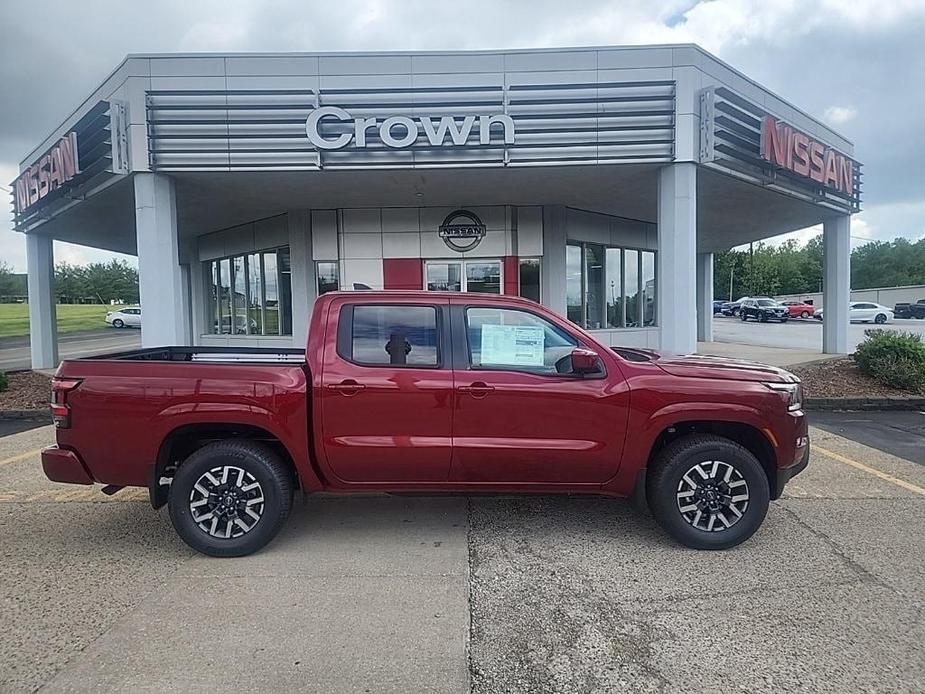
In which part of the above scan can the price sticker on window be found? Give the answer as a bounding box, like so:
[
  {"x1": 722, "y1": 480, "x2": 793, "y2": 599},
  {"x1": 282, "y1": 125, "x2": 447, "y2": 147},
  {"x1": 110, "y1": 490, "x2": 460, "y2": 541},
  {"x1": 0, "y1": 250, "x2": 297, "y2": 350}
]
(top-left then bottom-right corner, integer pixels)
[{"x1": 480, "y1": 324, "x2": 545, "y2": 366}]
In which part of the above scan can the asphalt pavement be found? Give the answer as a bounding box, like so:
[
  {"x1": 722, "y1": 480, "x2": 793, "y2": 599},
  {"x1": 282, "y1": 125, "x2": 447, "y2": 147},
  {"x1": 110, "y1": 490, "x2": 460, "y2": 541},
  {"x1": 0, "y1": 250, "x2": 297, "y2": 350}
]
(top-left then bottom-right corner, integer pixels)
[
  {"x1": 811, "y1": 410, "x2": 925, "y2": 466},
  {"x1": 1, "y1": 425, "x2": 923, "y2": 693},
  {"x1": 0, "y1": 328, "x2": 141, "y2": 371},
  {"x1": 713, "y1": 314, "x2": 925, "y2": 353}
]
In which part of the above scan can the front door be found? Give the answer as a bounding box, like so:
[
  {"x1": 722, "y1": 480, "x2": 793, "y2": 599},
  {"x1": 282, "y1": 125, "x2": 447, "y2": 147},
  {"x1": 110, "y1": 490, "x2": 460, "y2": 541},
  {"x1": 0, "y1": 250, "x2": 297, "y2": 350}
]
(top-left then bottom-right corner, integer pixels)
[
  {"x1": 450, "y1": 303, "x2": 629, "y2": 484},
  {"x1": 320, "y1": 299, "x2": 454, "y2": 483}
]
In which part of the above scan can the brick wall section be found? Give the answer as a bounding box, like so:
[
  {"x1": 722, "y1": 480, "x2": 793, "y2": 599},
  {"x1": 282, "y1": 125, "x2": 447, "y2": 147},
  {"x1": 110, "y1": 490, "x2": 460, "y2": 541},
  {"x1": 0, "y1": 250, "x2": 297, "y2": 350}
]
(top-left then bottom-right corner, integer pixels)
[
  {"x1": 383, "y1": 258, "x2": 424, "y2": 290},
  {"x1": 503, "y1": 256, "x2": 519, "y2": 295}
]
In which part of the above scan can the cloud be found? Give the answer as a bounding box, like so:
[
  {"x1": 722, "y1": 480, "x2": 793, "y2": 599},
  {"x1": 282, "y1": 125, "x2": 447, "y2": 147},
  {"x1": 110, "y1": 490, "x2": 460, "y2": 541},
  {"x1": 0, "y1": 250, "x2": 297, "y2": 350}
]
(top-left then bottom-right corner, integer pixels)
[{"x1": 823, "y1": 106, "x2": 858, "y2": 125}]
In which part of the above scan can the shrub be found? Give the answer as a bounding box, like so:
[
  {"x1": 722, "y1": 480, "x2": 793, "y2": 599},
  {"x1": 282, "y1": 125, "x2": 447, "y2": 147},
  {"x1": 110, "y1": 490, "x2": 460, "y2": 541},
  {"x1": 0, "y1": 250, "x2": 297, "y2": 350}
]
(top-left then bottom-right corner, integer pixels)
[
  {"x1": 0, "y1": 370, "x2": 7, "y2": 392},
  {"x1": 853, "y1": 330, "x2": 925, "y2": 394}
]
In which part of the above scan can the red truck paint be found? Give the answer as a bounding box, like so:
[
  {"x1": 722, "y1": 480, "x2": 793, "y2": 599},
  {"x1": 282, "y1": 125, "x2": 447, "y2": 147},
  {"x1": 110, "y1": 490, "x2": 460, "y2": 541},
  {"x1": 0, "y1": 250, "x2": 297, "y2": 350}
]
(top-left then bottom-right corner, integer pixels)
[{"x1": 43, "y1": 291, "x2": 808, "y2": 504}]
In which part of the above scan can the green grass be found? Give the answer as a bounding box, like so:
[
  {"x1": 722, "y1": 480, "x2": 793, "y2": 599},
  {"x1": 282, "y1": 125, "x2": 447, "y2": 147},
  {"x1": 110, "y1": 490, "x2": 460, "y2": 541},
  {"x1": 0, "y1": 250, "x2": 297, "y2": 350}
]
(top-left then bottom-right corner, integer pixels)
[{"x1": 0, "y1": 304, "x2": 112, "y2": 338}]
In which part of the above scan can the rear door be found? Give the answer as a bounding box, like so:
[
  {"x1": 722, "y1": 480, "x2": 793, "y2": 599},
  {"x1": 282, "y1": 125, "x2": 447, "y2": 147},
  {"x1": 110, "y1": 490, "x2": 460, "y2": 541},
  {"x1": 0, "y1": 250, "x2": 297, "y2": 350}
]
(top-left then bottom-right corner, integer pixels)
[
  {"x1": 319, "y1": 298, "x2": 454, "y2": 483},
  {"x1": 449, "y1": 301, "x2": 629, "y2": 484}
]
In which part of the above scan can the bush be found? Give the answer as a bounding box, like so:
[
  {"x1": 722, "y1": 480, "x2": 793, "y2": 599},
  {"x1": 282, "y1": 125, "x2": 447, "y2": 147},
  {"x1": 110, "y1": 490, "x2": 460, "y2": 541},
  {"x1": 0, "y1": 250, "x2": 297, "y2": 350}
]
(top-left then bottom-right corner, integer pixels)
[
  {"x1": 0, "y1": 370, "x2": 7, "y2": 392},
  {"x1": 853, "y1": 330, "x2": 925, "y2": 394}
]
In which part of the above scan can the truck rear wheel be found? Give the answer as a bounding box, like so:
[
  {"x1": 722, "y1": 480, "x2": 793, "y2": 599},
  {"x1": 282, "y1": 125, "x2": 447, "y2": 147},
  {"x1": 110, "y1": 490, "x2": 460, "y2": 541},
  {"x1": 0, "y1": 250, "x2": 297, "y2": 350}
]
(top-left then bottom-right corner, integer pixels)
[
  {"x1": 646, "y1": 434, "x2": 769, "y2": 550},
  {"x1": 168, "y1": 440, "x2": 293, "y2": 557}
]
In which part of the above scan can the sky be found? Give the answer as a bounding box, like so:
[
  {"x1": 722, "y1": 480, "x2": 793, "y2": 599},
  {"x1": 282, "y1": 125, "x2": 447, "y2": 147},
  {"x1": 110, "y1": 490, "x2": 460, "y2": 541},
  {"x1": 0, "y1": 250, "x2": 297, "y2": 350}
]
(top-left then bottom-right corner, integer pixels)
[{"x1": 2, "y1": 0, "x2": 924, "y2": 271}]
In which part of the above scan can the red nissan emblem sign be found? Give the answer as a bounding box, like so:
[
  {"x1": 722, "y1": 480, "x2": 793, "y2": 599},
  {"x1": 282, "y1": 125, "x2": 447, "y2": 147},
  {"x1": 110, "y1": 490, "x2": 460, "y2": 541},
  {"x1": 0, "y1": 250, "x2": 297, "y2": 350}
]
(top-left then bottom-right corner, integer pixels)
[{"x1": 759, "y1": 116, "x2": 857, "y2": 196}]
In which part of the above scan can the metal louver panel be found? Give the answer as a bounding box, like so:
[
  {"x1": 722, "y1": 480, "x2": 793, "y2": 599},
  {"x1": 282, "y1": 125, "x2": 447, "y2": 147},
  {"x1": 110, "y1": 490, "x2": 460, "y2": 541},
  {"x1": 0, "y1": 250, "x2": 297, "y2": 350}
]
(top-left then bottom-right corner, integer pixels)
[
  {"x1": 12, "y1": 100, "x2": 129, "y2": 231},
  {"x1": 147, "y1": 81, "x2": 675, "y2": 171},
  {"x1": 700, "y1": 86, "x2": 861, "y2": 212}
]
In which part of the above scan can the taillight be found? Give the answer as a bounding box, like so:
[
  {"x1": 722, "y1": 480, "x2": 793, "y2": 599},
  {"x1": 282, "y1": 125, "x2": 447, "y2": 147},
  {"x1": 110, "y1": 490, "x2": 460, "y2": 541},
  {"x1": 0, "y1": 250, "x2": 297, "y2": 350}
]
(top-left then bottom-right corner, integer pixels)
[{"x1": 50, "y1": 378, "x2": 82, "y2": 429}]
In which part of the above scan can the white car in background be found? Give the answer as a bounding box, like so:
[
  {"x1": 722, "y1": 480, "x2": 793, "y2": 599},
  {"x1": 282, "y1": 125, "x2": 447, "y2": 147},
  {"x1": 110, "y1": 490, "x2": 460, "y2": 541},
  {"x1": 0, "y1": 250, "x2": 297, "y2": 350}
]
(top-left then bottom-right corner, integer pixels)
[
  {"x1": 105, "y1": 306, "x2": 142, "y2": 329},
  {"x1": 815, "y1": 302, "x2": 894, "y2": 324}
]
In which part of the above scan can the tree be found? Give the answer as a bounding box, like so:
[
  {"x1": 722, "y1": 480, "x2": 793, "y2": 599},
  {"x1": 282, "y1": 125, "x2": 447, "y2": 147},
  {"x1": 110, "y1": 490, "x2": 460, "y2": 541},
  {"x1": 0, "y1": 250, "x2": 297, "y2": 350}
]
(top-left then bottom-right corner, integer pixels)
[
  {"x1": 0, "y1": 261, "x2": 16, "y2": 297},
  {"x1": 54, "y1": 259, "x2": 139, "y2": 304}
]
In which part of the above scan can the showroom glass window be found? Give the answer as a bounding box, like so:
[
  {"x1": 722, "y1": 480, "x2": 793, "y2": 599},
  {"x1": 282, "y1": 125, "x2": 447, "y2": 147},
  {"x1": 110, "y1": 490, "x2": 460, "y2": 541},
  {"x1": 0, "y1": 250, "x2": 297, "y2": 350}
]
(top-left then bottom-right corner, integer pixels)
[
  {"x1": 424, "y1": 260, "x2": 501, "y2": 293},
  {"x1": 518, "y1": 258, "x2": 541, "y2": 302},
  {"x1": 566, "y1": 242, "x2": 657, "y2": 329},
  {"x1": 205, "y1": 247, "x2": 292, "y2": 335},
  {"x1": 317, "y1": 261, "x2": 339, "y2": 295}
]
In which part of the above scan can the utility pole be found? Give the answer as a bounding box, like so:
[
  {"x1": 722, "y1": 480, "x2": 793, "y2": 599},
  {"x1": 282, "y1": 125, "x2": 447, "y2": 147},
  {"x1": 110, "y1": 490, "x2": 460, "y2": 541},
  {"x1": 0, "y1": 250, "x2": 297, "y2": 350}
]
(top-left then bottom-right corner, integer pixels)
[{"x1": 729, "y1": 263, "x2": 734, "y2": 301}]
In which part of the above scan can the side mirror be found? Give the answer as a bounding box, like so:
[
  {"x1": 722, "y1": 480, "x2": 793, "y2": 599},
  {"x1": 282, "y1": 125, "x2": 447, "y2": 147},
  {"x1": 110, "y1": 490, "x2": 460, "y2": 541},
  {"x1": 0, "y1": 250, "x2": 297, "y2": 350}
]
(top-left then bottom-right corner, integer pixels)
[{"x1": 570, "y1": 348, "x2": 600, "y2": 375}]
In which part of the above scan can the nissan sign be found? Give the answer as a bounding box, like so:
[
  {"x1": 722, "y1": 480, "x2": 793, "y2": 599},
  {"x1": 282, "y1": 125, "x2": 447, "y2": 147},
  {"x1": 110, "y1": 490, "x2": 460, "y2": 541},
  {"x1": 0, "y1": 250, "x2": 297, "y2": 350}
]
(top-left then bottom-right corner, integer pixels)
[
  {"x1": 306, "y1": 106, "x2": 515, "y2": 150},
  {"x1": 438, "y1": 210, "x2": 487, "y2": 252},
  {"x1": 760, "y1": 116, "x2": 857, "y2": 196},
  {"x1": 13, "y1": 132, "x2": 80, "y2": 215}
]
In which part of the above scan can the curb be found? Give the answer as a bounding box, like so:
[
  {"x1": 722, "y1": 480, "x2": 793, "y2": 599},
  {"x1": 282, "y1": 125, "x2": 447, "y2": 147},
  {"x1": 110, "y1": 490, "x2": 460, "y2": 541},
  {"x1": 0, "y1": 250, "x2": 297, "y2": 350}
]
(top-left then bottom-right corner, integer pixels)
[
  {"x1": 0, "y1": 410, "x2": 51, "y2": 421},
  {"x1": 806, "y1": 397, "x2": 925, "y2": 411}
]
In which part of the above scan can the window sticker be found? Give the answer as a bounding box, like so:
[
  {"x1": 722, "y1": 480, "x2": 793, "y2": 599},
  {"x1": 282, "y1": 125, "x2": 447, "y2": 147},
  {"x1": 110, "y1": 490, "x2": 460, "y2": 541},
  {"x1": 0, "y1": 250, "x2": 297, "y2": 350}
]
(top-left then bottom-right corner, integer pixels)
[{"x1": 480, "y1": 324, "x2": 545, "y2": 366}]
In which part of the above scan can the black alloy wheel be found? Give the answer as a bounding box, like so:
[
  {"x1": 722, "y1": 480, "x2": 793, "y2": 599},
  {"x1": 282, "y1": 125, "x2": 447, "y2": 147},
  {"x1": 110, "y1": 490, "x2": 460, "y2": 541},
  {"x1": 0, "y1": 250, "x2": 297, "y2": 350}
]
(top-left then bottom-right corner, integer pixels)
[
  {"x1": 646, "y1": 434, "x2": 770, "y2": 550},
  {"x1": 168, "y1": 440, "x2": 294, "y2": 557}
]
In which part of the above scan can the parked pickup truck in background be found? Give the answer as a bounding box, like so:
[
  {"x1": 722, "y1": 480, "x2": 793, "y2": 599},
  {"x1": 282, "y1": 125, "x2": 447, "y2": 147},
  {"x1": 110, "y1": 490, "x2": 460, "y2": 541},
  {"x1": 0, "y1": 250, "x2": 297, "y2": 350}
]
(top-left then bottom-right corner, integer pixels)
[
  {"x1": 893, "y1": 299, "x2": 925, "y2": 319},
  {"x1": 42, "y1": 292, "x2": 809, "y2": 557}
]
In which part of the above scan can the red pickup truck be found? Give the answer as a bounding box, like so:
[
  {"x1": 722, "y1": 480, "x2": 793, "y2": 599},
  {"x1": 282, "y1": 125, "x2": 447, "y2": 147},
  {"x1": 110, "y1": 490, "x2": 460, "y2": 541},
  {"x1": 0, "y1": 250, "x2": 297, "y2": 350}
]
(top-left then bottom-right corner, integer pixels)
[{"x1": 42, "y1": 292, "x2": 809, "y2": 557}]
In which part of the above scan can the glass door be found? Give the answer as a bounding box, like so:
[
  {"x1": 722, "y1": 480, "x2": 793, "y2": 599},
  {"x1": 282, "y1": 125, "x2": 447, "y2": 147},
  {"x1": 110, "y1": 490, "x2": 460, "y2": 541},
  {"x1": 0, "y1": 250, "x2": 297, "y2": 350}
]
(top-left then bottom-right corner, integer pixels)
[{"x1": 425, "y1": 260, "x2": 502, "y2": 293}]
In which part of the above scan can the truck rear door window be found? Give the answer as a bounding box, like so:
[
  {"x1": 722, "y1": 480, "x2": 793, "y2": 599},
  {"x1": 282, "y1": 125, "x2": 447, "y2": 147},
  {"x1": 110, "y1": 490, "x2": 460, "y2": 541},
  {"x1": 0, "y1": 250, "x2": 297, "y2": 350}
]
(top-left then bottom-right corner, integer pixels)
[{"x1": 346, "y1": 305, "x2": 440, "y2": 367}]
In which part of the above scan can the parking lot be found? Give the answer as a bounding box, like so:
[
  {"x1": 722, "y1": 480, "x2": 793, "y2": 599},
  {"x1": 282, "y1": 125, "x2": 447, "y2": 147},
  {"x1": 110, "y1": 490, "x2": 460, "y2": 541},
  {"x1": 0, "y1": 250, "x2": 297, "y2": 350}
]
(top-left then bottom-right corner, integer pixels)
[
  {"x1": 713, "y1": 314, "x2": 925, "y2": 353},
  {"x1": 1, "y1": 424, "x2": 923, "y2": 693}
]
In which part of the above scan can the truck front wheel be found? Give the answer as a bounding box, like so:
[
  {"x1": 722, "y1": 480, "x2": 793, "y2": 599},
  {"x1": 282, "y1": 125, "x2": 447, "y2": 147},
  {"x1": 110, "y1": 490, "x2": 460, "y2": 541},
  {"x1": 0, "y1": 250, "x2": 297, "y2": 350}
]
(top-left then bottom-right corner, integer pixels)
[
  {"x1": 646, "y1": 434, "x2": 770, "y2": 550},
  {"x1": 168, "y1": 440, "x2": 293, "y2": 557}
]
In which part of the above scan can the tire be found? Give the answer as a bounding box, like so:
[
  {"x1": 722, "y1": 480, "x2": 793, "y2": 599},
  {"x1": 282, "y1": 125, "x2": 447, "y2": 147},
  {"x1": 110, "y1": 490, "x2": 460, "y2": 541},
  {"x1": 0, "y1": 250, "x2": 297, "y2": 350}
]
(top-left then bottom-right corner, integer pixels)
[
  {"x1": 732, "y1": 308, "x2": 740, "y2": 317},
  {"x1": 646, "y1": 434, "x2": 770, "y2": 550},
  {"x1": 780, "y1": 318, "x2": 788, "y2": 323},
  {"x1": 740, "y1": 312, "x2": 748, "y2": 321},
  {"x1": 168, "y1": 440, "x2": 294, "y2": 557},
  {"x1": 800, "y1": 311, "x2": 810, "y2": 319},
  {"x1": 874, "y1": 313, "x2": 887, "y2": 324},
  {"x1": 112, "y1": 319, "x2": 124, "y2": 328}
]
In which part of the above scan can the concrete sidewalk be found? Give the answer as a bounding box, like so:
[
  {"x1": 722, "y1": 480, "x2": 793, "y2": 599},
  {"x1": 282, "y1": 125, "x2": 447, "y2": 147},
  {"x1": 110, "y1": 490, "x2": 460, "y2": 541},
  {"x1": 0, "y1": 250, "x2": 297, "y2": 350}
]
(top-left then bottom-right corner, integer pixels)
[
  {"x1": 697, "y1": 340, "x2": 832, "y2": 367},
  {"x1": 2, "y1": 425, "x2": 924, "y2": 693}
]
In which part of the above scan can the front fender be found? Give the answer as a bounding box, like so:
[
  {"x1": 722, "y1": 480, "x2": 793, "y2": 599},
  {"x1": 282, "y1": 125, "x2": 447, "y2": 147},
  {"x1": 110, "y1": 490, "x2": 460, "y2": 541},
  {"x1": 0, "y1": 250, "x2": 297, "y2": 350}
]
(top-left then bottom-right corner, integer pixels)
[{"x1": 604, "y1": 401, "x2": 775, "y2": 496}]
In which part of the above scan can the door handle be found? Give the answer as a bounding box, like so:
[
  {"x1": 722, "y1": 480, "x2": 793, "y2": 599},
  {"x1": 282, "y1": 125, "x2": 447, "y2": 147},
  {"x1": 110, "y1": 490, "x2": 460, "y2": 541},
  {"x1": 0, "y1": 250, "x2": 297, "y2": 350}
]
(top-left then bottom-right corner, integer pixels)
[
  {"x1": 326, "y1": 380, "x2": 366, "y2": 396},
  {"x1": 458, "y1": 382, "x2": 494, "y2": 398}
]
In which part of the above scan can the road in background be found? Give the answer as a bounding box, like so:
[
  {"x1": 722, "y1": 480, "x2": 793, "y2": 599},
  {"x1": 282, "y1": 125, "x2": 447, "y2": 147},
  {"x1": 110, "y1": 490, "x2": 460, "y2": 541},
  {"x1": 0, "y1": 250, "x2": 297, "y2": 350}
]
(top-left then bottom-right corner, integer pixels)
[
  {"x1": 713, "y1": 315, "x2": 925, "y2": 352},
  {"x1": 811, "y1": 411, "x2": 925, "y2": 466},
  {"x1": 0, "y1": 329, "x2": 140, "y2": 371}
]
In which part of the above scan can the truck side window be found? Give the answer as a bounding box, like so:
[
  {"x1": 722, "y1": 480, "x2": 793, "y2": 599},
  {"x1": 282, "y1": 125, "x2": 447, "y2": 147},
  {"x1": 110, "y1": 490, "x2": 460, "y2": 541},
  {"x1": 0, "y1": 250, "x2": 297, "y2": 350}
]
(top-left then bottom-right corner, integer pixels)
[
  {"x1": 465, "y1": 307, "x2": 577, "y2": 374},
  {"x1": 348, "y1": 305, "x2": 439, "y2": 367}
]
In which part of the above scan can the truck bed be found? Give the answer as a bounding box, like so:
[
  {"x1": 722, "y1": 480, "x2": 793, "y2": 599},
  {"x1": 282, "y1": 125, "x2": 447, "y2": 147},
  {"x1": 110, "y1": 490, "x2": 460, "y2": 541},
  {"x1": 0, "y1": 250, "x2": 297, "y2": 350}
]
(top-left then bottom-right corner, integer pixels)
[
  {"x1": 52, "y1": 347, "x2": 312, "y2": 490},
  {"x1": 83, "y1": 346, "x2": 306, "y2": 364}
]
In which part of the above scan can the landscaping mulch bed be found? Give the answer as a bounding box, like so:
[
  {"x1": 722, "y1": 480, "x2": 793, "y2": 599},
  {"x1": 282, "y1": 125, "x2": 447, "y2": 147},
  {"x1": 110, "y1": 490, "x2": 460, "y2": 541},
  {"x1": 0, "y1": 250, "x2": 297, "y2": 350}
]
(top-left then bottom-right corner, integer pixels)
[
  {"x1": 789, "y1": 356, "x2": 911, "y2": 399},
  {"x1": 0, "y1": 370, "x2": 53, "y2": 412}
]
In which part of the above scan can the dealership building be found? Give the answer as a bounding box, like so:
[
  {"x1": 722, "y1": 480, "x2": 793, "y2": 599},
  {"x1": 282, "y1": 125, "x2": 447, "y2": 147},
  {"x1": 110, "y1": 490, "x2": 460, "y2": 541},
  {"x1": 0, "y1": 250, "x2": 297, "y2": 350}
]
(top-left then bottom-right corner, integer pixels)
[{"x1": 13, "y1": 45, "x2": 861, "y2": 368}]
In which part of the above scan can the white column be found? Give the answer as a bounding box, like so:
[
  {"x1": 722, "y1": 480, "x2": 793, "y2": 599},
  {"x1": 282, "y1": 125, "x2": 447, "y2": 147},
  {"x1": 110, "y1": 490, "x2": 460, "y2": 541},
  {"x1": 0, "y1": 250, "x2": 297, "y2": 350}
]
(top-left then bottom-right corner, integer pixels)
[
  {"x1": 134, "y1": 173, "x2": 189, "y2": 347},
  {"x1": 657, "y1": 163, "x2": 698, "y2": 353},
  {"x1": 541, "y1": 205, "x2": 567, "y2": 318},
  {"x1": 823, "y1": 215, "x2": 851, "y2": 354},
  {"x1": 26, "y1": 234, "x2": 58, "y2": 369},
  {"x1": 289, "y1": 210, "x2": 315, "y2": 348},
  {"x1": 696, "y1": 252, "x2": 714, "y2": 343}
]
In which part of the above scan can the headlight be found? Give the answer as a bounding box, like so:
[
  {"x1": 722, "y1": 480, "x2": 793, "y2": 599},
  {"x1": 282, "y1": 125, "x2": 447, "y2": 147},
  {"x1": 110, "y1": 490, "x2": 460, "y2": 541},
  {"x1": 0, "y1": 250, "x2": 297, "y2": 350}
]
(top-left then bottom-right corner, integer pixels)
[{"x1": 766, "y1": 382, "x2": 803, "y2": 412}]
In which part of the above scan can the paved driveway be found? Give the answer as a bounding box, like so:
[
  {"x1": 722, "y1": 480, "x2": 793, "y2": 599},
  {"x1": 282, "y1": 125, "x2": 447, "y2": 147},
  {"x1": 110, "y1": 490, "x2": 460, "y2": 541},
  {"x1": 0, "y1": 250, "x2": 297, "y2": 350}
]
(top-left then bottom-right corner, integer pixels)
[
  {"x1": 1, "y1": 425, "x2": 923, "y2": 693},
  {"x1": 713, "y1": 315, "x2": 925, "y2": 353}
]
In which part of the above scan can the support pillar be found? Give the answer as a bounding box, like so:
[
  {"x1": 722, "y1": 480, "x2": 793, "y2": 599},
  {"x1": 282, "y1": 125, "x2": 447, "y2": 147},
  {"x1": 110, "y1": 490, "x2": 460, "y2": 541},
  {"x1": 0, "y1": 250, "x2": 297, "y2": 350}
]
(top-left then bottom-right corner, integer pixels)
[
  {"x1": 696, "y1": 252, "x2": 714, "y2": 343},
  {"x1": 26, "y1": 233, "x2": 58, "y2": 369},
  {"x1": 134, "y1": 173, "x2": 189, "y2": 347},
  {"x1": 541, "y1": 205, "x2": 567, "y2": 318},
  {"x1": 823, "y1": 215, "x2": 851, "y2": 354},
  {"x1": 657, "y1": 163, "x2": 698, "y2": 353}
]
